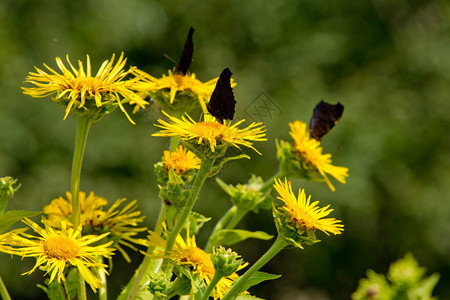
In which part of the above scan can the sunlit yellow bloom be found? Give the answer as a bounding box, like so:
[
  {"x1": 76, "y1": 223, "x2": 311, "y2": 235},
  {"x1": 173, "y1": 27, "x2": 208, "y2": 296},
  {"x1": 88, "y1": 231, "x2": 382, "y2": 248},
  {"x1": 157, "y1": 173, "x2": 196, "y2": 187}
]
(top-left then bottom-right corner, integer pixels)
[
  {"x1": 44, "y1": 191, "x2": 147, "y2": 262},
  {"x1": 163, "y1": 145, "x2": 201, "y2": 174},
  {"x1": 3, "y1": 218, "x2": 114, "y2": 292},
  {"x1": 154, "y1": 111, "x2": 266, "y2": 154},
  {"x1": 289, "y1": 120, "x2": 348, "y2": 191},
  {"x1": 133, "y1": 69, "x2": 235, "y2": 112},
  {"x1": 274, "y1": 178, "x2": 343, "y2": 236},
  {"x1": 22, "y1": 53, "x2": 148, "y2": 124},
  {"x1": 0, "y1": 229, "x2": 28, "y2": 254},
  {"x1": 146, "y1": 229, "x2": 246, "y2": 299}
]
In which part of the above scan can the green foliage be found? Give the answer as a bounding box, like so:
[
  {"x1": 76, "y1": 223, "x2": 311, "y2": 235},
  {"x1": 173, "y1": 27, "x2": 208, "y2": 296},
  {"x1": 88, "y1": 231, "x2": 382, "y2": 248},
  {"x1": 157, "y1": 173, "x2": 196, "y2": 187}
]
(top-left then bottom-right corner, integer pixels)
[
  {"x1": 352, "y1": 254, "x2": 439, "y2": 300},
  {"x1": 37, "y1": 268, "x2": 78, "y2": 300},
  {"x1": 0, "y1": 210, "x2": 40, "y2": 234},
  {"x1": 209, "y1": 229, "x2": 273, "y2": 247},
  {"x1": 236, "y1": 271, "x2": 281, "y2": 295}
]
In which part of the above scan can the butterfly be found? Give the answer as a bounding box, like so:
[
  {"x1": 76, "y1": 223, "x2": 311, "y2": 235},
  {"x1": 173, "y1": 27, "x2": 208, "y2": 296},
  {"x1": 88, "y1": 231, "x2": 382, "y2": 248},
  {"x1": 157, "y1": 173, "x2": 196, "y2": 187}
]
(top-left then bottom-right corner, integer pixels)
[
  {"x1": 174, "y1": 27, "x2": 194, "y2": 75},
  {"x1": 207, "y1": 68, "x2": 236, "y2": 124},
  {"x1": 309, "y1": 100, "x2": 344, "y2": 140}
]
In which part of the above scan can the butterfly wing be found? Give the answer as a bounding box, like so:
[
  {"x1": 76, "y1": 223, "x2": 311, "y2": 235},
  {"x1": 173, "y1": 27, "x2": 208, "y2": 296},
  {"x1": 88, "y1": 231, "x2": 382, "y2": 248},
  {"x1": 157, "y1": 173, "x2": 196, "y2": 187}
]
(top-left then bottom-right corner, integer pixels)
[
  {"x1": 309, "y1": 100, "x2": 344, "y2": 140},
  {"x1": 207, "y1": 68, "x2": 236, "y2": 121},
  {"x1": 174, "y1": 27, "x2": 194, "y2": 75}
]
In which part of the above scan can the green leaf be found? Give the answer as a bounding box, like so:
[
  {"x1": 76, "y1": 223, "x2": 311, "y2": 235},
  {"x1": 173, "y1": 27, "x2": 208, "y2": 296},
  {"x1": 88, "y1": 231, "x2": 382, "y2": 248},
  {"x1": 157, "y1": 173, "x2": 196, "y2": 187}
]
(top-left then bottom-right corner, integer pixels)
[
  {"x1": 209, "y1": 229, "x2": 273, "y2": 247},
  {"x1": 237, "y1": 271, "x2": 281, "y2": 294},
  {"x1": 0, "y1": 210, "x2": 40, "y2": 234},
  {"x1": 187, "y1": 211, "x2": 211, "y2": 235},
  {"x1": 408, "y1": 273, "x2": 440, "y2": 299}
]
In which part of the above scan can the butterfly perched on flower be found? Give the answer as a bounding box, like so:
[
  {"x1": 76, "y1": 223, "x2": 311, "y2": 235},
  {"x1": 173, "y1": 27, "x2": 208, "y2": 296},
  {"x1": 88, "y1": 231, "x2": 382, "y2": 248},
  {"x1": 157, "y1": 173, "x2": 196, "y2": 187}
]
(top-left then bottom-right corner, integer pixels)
[{"x1": 207, "y1": 68, "x2": 236, "y2": 124}]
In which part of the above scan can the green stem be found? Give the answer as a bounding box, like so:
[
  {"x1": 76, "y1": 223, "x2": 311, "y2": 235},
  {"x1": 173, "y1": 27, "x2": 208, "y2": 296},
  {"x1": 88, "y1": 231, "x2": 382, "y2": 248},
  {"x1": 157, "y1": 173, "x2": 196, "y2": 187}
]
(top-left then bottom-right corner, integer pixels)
[
  {"x1": 162, "y1": 157, "x2": 215, "y2": 269},
  {"x1": 98, "y1": 256, "x2": 107, "y2": 300},
  {"x1": 62, "y1": 280, "x2": 71, "y2": 300},
  {"x1": 71, "y1": 115, "x2": 92, "y2": 300},
  {"x1": 0, "y1": 276, "x2": 11, "y2": 300},
  {"x1": 204, "y1": 206, "x2": 237, "y2": 252},
  {"x1": 221, "y1": 236, "x2": 288, "y2": 300},
  {"x1": 201, "y1": 272, "x2": 223, "y2": 300},
  {"x1": 260, "y1": 170, "x2": 285, "y2": 193},
  {"x1": 124, "y1": 204, "x2": 166, "y2": 300},
  {"x1": 225, "y1": 207, "x2": 248, "y2": 230}
]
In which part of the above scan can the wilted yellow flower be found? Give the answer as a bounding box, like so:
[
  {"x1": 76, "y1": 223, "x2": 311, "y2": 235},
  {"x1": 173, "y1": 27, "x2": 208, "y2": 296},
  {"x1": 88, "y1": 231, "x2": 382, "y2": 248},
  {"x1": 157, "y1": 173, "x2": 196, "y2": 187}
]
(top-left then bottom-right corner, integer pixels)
[
  {"x1": 153, "y1": 111, "x2": 266, "y2": 154},
  {"x1": 274, "y1": 178, "x2": 343, "y2": 236},
  {"x1": 133, "y1": 69, "x2": 235, "y2": 113},
  {"x1": 289, "y1": 120, "x2": 348, "y2": 191},
  {"x1": 163, "y1": 145, "x2": 201, "y2": 175},
  {"x1": 22, "y1": 53, "x2": 148, "y2": 124},
  {"x1": 44, "y1": 191, "x2": 147, "y2": 262},
  {"x1": 2, "y1": 218, "x2": 114, "y2": 292},
  {"x1": 146, "y1": 228, "x2": 246, "y2": 299}
]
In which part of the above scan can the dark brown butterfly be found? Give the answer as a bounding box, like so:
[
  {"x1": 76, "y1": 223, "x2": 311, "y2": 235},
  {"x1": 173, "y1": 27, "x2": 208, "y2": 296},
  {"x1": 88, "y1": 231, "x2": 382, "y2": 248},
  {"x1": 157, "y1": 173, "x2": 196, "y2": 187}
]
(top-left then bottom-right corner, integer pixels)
[
  {"x1": 207, "y1": 68, "x2": 236, "y2": 124},
  {"x1": 174, "y1": 27, "x2": 194, "y2": 75},
  {"x1": 309, "y1": 100, "x2": 344, "y2": 140}
]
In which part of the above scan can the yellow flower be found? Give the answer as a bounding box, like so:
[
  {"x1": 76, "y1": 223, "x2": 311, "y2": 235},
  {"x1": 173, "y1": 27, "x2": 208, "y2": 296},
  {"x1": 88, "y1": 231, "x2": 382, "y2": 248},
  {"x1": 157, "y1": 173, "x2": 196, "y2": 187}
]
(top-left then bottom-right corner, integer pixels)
[
  {"x1": 163, "y1": 145, "x2": 201, "y2": 175},
  {"x1": 44, "y1": 191, "x2": 147, "y2": 262},
  {"x1": 3, "y1": 218, "x2": 114, "y2": 292},
  {"x1": 289, "y1": 120, "x2": 348, "y2": 191},
  {"x1": 22, "y1": 53, "x2": 148, "y2": 124},
  {"x1": 153, "y1": 111, "x2": 266, "y2": 154},
  {"x1": 274, "y1": 178, "x2": 344, "y2": 236},
  {"x1": 146, "y1": 229, "x2": 246, "y2": 299},
  {"x1": 133, "y1": 69, "x2": 235, "y2": 113}
]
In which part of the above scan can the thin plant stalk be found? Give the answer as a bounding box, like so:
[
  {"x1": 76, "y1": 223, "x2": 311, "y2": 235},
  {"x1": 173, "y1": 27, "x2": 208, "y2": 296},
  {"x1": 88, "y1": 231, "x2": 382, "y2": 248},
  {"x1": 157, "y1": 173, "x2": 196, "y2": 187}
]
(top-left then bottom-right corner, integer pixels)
[
  {"x1": 71, "y1": 115, "x2": 92, "y2": 300},
  {"x1": 221, "y1": 235, "x2": 288, "y2": 300},
  {"x1": 204, "y1": 206, "x2": 237, "y2": 251},
  {"x1": 161, "y1": 157, "x2": 215, "y2": 269},
  {"x1": 201, "y1": 272, "x2": 223, "y2": 300},
  {"x1": 205, "y1": 171, "x2": 285, "y2": 252},
  {"x1": 98, "y1": 256, "x2": 107, "y2": 300},
  {"x1": 125, "y1": 204, "x2": 167, "y2": 300},
  {"x1": 62, "y1": 280, "x2": 71, "y2": 300},
  {"x1": 0, "y1": 276, "x2": 11, "y2": 300}
]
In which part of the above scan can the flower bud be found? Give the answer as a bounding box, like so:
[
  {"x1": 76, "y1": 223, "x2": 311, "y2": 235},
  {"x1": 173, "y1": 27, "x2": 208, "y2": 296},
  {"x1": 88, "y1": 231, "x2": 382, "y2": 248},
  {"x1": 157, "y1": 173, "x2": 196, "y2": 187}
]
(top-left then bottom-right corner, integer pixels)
[
  {"x1": 147, "y1": 271, "x2": 172, "y2": 298},
  {"x1": 211, "y1": 246, "x2": 244, "y2": 277},
  {"x1": 0, "y1": 177, "x2": 21, "y2": 213},
  {"x1": 387, "y1": 253, "x2": 425, "y2": 289},
  {"x1": 216, "y1": 175, "x2": 270, "y2": 212}
]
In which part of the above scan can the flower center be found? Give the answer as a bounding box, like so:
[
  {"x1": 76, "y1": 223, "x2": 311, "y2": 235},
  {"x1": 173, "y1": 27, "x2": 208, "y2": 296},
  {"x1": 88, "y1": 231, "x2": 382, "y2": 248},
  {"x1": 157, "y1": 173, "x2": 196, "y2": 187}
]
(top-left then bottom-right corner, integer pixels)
[
  {"x1": 183, "y1": 246, "x2": 215, "y2": 276},
  {"x1": 43, "y1": 236, "x2": 79, "y2": 260},
  {"x1": 191, "y1": 122, "x2": 225, "y2": 138}
]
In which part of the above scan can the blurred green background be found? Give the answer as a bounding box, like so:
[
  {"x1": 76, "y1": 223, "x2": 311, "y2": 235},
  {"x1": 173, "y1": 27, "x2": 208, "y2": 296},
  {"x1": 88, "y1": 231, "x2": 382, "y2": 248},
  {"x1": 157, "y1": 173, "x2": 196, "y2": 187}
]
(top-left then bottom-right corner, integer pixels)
[{"x1": 1, "y1": 0, "x2": 449, "y2": 299}]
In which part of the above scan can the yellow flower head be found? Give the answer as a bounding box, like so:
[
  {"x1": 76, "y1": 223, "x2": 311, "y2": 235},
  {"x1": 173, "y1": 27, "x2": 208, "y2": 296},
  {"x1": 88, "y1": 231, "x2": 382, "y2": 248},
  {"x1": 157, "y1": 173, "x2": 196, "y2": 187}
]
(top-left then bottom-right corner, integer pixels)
[
  {"x1": 43, "y1": 191, "x2": 147, "y2": 262},
  {"x1": 146, "y1": 228, "x2": 246, "y2": 299},
  {"x1": 3, "y1": 218, "x2": 114, "y2": 292},
  {"x1": 133, "y1": 69, "x2": 235, "y2": 113},
  {"x1": 289, "y1": 120, "x2": 348, "y2": 191},
  {"x1": 22, "y1": 53, "x2": 148, "y2": 124},
  {"x1": 163, "y1": 145, "x2": 201, "y2": 175},
  {"x1": 274, "y1": 178, "x2": 344, "y2": 237},
  {"x1": 153, "y1": 111, "x2": 266, "y2": 155}
]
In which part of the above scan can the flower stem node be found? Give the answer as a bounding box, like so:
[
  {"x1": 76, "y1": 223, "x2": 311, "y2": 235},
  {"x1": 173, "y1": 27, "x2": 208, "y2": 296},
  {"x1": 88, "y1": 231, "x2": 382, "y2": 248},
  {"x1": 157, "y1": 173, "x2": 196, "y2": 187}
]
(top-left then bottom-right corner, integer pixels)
[
  {"x1": 211, "y1": 246, "x2": 244, "y2": 277},
  {"x1": 0, "y1": 177, "x2": 21, "y2": 213},
  {"x1": 216, "y1": 175, "x2": 271, "y2": 213}
]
